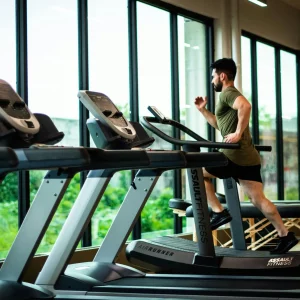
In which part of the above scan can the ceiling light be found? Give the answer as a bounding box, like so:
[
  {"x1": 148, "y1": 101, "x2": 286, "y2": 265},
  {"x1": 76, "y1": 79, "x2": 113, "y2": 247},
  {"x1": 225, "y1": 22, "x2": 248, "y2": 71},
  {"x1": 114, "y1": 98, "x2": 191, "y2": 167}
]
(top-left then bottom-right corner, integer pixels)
[{"x1": 248, "y1": 0, "x2": 267, "y2": 7}]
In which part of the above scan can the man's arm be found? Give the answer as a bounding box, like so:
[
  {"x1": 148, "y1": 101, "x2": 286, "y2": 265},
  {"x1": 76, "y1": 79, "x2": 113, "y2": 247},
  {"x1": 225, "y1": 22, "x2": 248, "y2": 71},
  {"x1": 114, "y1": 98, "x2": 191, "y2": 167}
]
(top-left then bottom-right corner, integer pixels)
[
  {"x1": 224, "y1": 95, "x2": 251, "y2": 143},
  {"x1": 194, "y1": 96, "x2": 219, "y2": 130},
  {"x1": 199, "y1": 107, "x2": 219, "y2": 130}
]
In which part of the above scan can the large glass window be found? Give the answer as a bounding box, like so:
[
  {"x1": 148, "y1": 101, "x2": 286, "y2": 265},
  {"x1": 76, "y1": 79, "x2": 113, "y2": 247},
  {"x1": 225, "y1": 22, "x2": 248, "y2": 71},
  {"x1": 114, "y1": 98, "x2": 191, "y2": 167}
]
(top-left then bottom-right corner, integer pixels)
[
  {"x1": 178, "y1": 17, "x2": 208, "y2": 139},
  {"x1": 0, "y1": 0, "x2": 214, "y2": 254},
  {"x1": 27, "y1": 0, "x2": 79, "y2": 130},
  {"x1": 280, "y1": 51, "x2": 298, "y2": 200},
  {"x1": 178, "y1": 16, "x2": 208, "y2": 232},
  {"x1": 88, "y1": 0, "x2": 129, "y2": 113},
  {"x1": 240, "y1": 36, "x2": 254, "y2": 202},
  {"x1": 0, "y1": 1, "x2": 18, "y2": 259},
  {"x1": 137, "y1": 2, "x2": 174, "y2": 237},
  {"x1": 0, "y1": 173, "x2": 18, "y2": 259},
  {"x1": 242, "y1": 33, "x2": 300, "y2": 201},
  {"x1": 27, "y1": 0, "x2": 80, "y2": 254},
  {"x1": 241, "y1": 36, "x2": 253, "y2": 130},
  {"x1": 0, "y1": 1, "x2": 16, "y2": 86},
  {"x1": 241, "y1": 37, "x2": 252, "y2": 102},
  {"x1": 137, "y1": 2, "x2": 172, "y2": 130},
  {"x1": 88, "y1": 0, "x2": 131, "y2": 245},
  {"x1": 257, "y1": 42, "x2": 277, "y2": 199}
]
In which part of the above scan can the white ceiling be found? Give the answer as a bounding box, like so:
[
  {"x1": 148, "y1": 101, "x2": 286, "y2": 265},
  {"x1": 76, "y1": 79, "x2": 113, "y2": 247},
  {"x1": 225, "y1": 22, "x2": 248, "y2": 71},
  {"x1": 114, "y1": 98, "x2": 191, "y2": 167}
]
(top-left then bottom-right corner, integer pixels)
[{"x1": 281, "y1": 0, "x2": 300, "y2": 11}]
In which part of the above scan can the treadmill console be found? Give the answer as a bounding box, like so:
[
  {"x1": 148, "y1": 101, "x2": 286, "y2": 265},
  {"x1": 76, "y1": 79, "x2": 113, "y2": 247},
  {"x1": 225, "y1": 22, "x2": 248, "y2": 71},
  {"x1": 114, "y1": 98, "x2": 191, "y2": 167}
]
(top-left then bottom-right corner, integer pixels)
[
  {"x1": 148, "y1": 106, "x2": 168, "y2": 122},
  {"x1": 0, "y1": 79, "x2": 40, "y2": 134},
  {"x1": 78, "y1": 91, "x2": 136, "y2": 140}
]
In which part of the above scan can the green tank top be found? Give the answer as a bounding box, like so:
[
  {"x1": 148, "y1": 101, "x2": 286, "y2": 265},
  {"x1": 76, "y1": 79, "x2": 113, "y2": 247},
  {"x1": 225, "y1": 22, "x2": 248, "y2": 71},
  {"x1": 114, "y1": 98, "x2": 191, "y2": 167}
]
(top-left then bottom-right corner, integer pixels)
[{"x1": 215, "y1": 86, "x2": 260, "y2": 166}]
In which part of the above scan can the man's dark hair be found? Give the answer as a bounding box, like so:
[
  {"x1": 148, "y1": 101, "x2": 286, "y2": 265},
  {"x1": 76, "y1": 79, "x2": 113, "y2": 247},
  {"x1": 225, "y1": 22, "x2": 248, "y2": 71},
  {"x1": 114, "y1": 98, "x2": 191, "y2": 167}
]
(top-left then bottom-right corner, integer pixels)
[{"x1": 210, "y1": 58, "x2": 237, "y2": 81}]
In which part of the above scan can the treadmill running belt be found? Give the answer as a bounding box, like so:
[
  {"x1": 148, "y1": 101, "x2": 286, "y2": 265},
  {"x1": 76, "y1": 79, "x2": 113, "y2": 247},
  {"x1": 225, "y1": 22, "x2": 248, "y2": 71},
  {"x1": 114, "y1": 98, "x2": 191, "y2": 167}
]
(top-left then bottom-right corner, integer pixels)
[
  {"x1": 150, "y1": 236, "x2": 299, "y2": 258},
  {"x1": 105, "y1": 276, "x2": 300, "y2": 290}
]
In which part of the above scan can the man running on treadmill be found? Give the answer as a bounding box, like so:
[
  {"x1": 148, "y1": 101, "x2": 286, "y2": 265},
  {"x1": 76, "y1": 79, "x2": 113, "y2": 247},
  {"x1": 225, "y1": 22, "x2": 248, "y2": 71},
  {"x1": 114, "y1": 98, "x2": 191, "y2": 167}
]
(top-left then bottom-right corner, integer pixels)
[{"x1": 195, "y1": 58, "x2": 298, "y2": 254}]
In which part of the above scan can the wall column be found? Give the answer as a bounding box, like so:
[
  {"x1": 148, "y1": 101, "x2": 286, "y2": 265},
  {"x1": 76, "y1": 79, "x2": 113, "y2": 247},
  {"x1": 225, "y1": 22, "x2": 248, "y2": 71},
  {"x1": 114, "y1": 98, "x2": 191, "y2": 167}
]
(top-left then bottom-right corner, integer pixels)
[{"x1": 231, "y1": 0, "x2": 242, "y2": 91}]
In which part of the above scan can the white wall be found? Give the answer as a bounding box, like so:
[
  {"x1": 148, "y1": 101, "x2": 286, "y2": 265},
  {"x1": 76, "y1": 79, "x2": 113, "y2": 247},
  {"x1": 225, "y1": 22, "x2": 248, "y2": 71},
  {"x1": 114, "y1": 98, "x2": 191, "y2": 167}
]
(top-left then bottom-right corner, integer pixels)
[
  {"x1": 161, "y1": 0, "x2": 221, "y2": 18},
  {"x1": 240, "y1": 0, "x2": 300, "y2": 50},
  {"x1": 162, "y1": 0, "x2": 300, "y2": 50}
]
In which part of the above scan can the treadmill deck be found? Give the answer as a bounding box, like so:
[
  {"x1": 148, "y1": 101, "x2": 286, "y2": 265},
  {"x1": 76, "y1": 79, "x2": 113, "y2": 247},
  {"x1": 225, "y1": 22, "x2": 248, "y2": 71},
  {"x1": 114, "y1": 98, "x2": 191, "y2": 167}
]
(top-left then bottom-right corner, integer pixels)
[{"x1": 127, "y1": 236, "x2": 300, "y2": 275}]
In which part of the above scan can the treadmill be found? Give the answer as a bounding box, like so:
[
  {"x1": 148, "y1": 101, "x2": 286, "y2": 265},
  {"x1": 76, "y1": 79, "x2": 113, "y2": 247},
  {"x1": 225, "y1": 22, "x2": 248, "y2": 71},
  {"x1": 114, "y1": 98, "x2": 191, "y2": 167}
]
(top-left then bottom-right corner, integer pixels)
[
  {"x1": 127, "y1": 107, "x2": 300, "y2": 276},
  {"x1": 0, "y1": 81, "x2": 161, "y2": 300},
  {"x1": 33, "y1": 91, "x2": 239, "y2": 297},
  {"x1": 125, "y1": 107, "x2": 300, "y2": 277},
  {"x1": 33, "y1": 92, "x2": 300, "y2": 299}
]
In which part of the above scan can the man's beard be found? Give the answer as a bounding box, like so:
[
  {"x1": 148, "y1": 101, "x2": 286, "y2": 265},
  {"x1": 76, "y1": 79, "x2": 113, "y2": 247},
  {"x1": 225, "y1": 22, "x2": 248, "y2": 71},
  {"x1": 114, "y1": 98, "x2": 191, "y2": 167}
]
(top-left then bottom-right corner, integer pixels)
[{"x1": 213, "y1": 81, "x2": 223, "y2": 92}]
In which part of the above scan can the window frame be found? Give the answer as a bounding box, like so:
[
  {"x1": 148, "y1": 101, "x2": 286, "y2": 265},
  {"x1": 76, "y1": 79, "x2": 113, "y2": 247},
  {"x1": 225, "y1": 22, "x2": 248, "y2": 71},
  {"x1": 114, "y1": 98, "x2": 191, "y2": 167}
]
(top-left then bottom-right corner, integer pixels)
[
  {"x1": 242, "y1": 30, "x2": 300, "y2": 200},
  {"x1": 5, "y1": 0, "x2": 214, "y2": 250}
]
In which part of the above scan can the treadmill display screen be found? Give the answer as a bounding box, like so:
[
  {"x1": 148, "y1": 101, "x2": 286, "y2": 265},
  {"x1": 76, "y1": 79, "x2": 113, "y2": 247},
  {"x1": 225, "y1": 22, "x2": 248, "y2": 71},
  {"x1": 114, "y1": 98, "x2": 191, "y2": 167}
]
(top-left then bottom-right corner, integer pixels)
[
  {"x1": 86, "y1": 91, "x2": 128, "y2": 127},
  {"x1": 0, "y1": 80, "x2": 31, "y2": 119}
]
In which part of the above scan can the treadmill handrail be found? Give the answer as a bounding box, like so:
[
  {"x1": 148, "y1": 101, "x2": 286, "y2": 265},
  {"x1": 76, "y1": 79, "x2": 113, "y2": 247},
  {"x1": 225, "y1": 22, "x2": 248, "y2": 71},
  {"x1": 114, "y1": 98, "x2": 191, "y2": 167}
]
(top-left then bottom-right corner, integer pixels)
[
  {"x1": 0, "y1": 147, "x2": 19, "y2": 168},
  {"x1": 255, "y1": 145, "x2": 272, "y2": 152},
  {"x1": 142, "y1": 116, "x2": 239, "y2": 150},
  {"x1": 0, "y1": 147, "x2": 91, "y2": 174}
]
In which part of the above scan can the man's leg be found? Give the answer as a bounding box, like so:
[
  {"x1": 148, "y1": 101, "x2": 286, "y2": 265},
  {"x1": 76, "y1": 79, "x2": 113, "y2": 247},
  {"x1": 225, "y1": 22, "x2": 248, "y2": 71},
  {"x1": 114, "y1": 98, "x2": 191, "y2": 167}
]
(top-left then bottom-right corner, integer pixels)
[
  {"x1": 239, "y1": 179, "x2": 298, "y2": 254},
  {"x1": 239, "y1": 179, "x2": 287, "y2": 237},
  {"x1": 203, "y1": 168, "x2": 223, "y2": 212},
  {"x1": 203, "y1": 168, "x2": 232, "y2": 230}
]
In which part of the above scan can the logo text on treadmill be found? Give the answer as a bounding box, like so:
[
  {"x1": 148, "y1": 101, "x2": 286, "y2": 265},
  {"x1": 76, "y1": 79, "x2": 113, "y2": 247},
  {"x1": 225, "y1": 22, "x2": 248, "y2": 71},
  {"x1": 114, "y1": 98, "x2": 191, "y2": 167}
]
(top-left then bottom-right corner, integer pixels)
[
  {"x1": 138, "y1": 244, "x2": 174, "y2": 256},
  {"x1": 267, "y1": 257, "x2": 293, "y2": 267},
  {"x1": 191, "y1": 169, "x2": 208, "y2": 243}
]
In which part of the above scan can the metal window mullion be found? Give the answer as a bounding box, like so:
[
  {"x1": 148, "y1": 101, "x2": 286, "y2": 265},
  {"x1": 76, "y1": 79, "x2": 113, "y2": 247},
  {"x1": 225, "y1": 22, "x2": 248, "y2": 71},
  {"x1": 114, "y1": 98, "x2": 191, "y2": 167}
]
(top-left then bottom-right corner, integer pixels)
[
  {"x1": 16, "y1": 0, "x2": 30, "y2": 227},
  {"x1": 205, "y1": 23, "x2": 217, "y2": 190},
  {"x1": 170, "y1": 13, "x2": 182, "y2": 234},
  {"x1": 78, "y1": 0, "x2": 91, "y2": 246},
  {"x1": 128, "y1": 0, "x2": 139, "y2": 122},
  {"x1": 297, "y1": 53, "x2": 300, "y2": 198},
  {"x1": 206, "y1": 24, "x2": 215, "y2": 142},
  {"x1": 250, "y1": 39, "x2": 259, "y2": 144},
  {"x1": 78, "y1": 0, "x2": 89, "y2": 145},
  {"x1": 275, "y1": 48, "x2": 284, "y2": 200},
  {"x1": 129, "y1": 0, "x2": 141, "y2": 240}
]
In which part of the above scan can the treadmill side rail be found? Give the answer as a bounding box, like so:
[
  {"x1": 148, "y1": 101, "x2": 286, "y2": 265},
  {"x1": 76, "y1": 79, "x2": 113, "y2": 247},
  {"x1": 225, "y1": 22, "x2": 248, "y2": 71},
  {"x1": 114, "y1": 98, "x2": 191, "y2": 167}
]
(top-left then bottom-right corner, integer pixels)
[
  {"x1": 0, "y1": 281, "x2": 54, "y2": 299},
  {"x1": 55, "y1": 262, "x2": 145, "y2": 291},
  {"x1": 220, "y1": 254, "x2": 300, "y2": 269},
  {"x1": 0, "y1": 171, "x2": 73, "y2": 282}
]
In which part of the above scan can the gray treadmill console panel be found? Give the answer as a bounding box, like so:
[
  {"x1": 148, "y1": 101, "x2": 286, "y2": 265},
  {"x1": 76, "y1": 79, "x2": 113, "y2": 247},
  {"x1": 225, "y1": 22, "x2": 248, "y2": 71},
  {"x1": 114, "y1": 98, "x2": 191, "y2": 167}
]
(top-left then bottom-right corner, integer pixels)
[
  {"x1": 0, "y1": 79, "x2": 40, "y2": 134},
  {"x1": 148, "y1": 106, "x2": 168, "y2": 122},
  {"x1": 78, "y1": 90, "x2": 136, "y2": 140}
]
